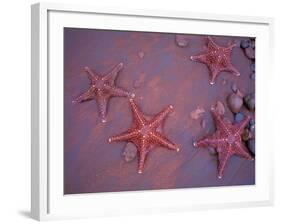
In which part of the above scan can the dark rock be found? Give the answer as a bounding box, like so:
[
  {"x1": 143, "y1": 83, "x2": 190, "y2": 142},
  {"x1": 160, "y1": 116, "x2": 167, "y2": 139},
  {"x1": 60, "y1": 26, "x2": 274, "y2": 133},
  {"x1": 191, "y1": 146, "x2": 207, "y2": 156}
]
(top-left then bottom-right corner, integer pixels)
[
  {"x1": 208, "y1": 147, "x2": 217, "y2": 155},
  {"x1": 234, "y1": 112, "x2": 245, "y2": 123},
  {"x1": 216, "y1": 147, "x2": 222, "y2": 153},
  {"x1": 250, "y1": 63, "x2": 255, "y2": 72},
  {"x1": 250, "y1": 39, "x2": 255, "y2": 49},
  {"x1": 247, "y1": 119, "x2": 255, "y2": 129},
  {"x1": 236, "y1": 89, "x2": 244, "y2": 98},
  {"x1": 175, "y1": 34, "x2": 189, "y2": 47},
  {"x1": 227, "y1": 93, "x2": 243, "y2": 113},
  {"x1": 123, "y1": 143, "x2": 137, "y2": 162},
  {"x1": 250, "y1": 119, "x2": 255, "y2": 126},
  {"x1": 250, "y1": 73, "x2": 255, "y2": 80},
  {"x1": 240, "y1": 39, "x2": 250, "y2": 49},
  {"x1": 234, "y1": 39, "x2": 241, "y2": 46},
  {"x1": 249, "y1": 124, "x2": 255, "y2": 132},
  {"x1": 230, "y1": 83, "x2": 244, "y2": 97},
  {"x1": 242, "y1": 129, "x2": 252, "y2": 141},
  {"x1": 231, "y1": 83, "x2": 238, "y2": 93},
  {"x1": 201, "y1": 119, "x2": 206, "y2": 129},
  {"x1": 244, "y1": 93, "x2": 255, "y2": 111},
  {"x1": 244, "y1": 47, "x2": 255, "y2": 59},
  {"x1": 247, "y1": 139, "x2": 255, "y2": 155}
]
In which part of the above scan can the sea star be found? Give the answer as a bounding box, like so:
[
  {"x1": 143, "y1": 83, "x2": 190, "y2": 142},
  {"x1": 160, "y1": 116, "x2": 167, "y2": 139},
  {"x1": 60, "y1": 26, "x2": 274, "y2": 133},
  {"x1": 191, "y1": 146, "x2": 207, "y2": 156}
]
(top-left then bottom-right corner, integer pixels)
[
  {"x1": 190, "y1": 36, "x2": 240, "y2": 85},
  {"x1": 73, "y1": 63, "x2": 135, "y2": 123},
  {"x1": 193, "y1": 108, "x2": 253, "y2": 178},
  {"x1": 108, "y1": 99, "x2": 180, "y2": 174}
]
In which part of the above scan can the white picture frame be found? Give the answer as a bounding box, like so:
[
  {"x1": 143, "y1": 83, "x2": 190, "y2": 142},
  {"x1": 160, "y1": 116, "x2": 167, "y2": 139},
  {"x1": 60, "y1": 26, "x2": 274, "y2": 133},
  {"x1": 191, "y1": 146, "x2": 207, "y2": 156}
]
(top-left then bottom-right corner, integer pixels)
[{"x1": 31, "y1": 2, "x2": 274, "y2": 221}]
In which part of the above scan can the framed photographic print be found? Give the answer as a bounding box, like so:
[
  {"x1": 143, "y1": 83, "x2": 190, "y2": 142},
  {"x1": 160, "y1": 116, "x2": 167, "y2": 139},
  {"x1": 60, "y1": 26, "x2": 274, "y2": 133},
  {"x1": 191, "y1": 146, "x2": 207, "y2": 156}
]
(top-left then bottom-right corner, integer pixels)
[{"x1": 31, "y1": 2, "x2": 274, "y2": 221}]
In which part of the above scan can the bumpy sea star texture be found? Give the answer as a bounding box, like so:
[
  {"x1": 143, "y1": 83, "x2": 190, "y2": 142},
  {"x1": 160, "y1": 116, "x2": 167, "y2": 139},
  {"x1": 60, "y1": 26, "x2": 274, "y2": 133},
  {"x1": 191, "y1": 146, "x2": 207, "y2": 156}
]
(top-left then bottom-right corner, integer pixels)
[
  {"x1": 109, "y1": 99, "x2": 179, "y2": 173},
  {"x1": 64, "y1": 29, "x2": 255, "y2": 194},
  {"x1": 73, "y1": 63, "x2": 134, "y2": 122},
  {"x1": 193, "y1": 109, "x2": 254, "y2": 178},
  {"x1": 191, "y1": 36, "x2": 240, "y2": 85}
]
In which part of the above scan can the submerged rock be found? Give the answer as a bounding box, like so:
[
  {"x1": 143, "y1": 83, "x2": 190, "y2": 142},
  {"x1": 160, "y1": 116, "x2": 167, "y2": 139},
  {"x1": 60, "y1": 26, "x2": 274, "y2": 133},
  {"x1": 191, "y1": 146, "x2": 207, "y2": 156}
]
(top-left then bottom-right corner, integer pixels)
[
  {"x1": 175, "y1": 34, "x2": 189, "y2": 47},
  {"x1": 244, "y1": 47, "x2": 255, "y2": 59},
  {"x1": 247, "y1": 139, "x2": 255, "y2": 155},
  {"x1": 244, "y1": 93, "x2": 255, "y2": 111},
  {"x1": 250, "y1": 73, "x2": 255, "y2": 80},
  {"x1": 234, "y1": 112, "x2": 245, "y2": 123},
  {"x1": 250, "y1": 63, "x2": 255, "y2": 72},
  {"x1": 201, "y1": 119, "x2": 206, "y2": 129},
  {"x1": 231, "y1": 83, "x2": 238, "y2": 93},
  {"x1": 248, "y1": 119, "x2": 255, "y2": 130},
  {"x1": 250, "y1": 39, "x2": 255, "y2": 49},
  {"x1": 227, "y1": 93, "x2": 243, "y2": 113},
  {"x1": 123, "y1": 143, "x2": 137, "y2": 162},
  {"x1": 190, "y1": 107, "x2": 205, "y2": 120},
  {"x1": 208, "y1": 147, "x2": 217, "y2": 155},
  {"x1": 249, "y1": 119, "x2": 255, "y2": 126},
  {"x1": 249, "y1": 124, "x2": 255, "y2": 132},
  {"x1": 240, "y1": 39, "x2": 251, "y2": 49},
  {"x1": 242, "y1": 129, "x2": 252, "y2": 141}
]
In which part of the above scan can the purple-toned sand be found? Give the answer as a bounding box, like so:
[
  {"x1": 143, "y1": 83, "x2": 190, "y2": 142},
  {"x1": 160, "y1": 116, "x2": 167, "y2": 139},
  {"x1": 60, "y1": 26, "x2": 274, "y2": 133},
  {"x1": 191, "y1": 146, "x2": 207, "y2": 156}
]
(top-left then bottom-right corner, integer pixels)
[{"x1": 64, "y1": 28, "x2": 255, "y2": 194}]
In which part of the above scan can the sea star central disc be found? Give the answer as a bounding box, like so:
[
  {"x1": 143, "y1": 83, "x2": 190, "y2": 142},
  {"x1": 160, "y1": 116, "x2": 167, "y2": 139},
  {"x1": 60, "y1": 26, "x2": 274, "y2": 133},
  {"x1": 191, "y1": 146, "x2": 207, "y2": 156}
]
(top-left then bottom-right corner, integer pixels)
[
  {"x1": 190, "y1": 36, "x2": 240, "y2": 85},
  {"x1": 109, "y1": 99, "x2": 180, "y2": 174},
  {"x1": 193, "y1": 108, "x2": 254, "y2": 178},
  {"x1": 73, "y1": 63, "x2": 135, "y2": 122}
]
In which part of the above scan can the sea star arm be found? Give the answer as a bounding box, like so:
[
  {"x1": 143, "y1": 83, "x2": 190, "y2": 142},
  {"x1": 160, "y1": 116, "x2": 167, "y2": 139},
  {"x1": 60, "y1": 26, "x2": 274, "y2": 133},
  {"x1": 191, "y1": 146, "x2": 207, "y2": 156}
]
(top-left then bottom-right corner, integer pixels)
[
  {"x1": 223, "y1": 63, "x2": 240, "y2": 76},
  {"x1": 149, "y1": 105, "x2": 173, "y2": 129},
  {"x1": 194, "y1": 131, "x2": 223, "y2": 148},
  {"x1": 190, "y1": 54, "x2": 207, "y2": 64},
  {"x1": 84, "y1": 66, "x2": 99, "y2": 83},
  {"x1": 207, "y1": 36, "x2": 220, "y2": 51},
  {"x1": 191, "y1": 37, "x2": 218, "y2": 62},
  {"x1": 233, "y1": 142, "x2": 253, "y2": 160},
  {"x1": 226, "y1": 43, "x2": 236, "y2": 50},
  {"x1": 102, "y1": 63, "x2": 124, "y2": 85},
  {"x1": 129, "y1": 99, "x2": 147, "y2": 126},
  {"x1": 104, "y1": 84, "x2": 134, "y2": 98},
  {"x1": 234, "y1": 115, "x2": 251, "y2": 136},
  {"x1": 211, "y1": 110, "x2": 232, "y2": 136},
  {"x1": 191, "y1": 52, "x2": 219, "y2": 85},
  {"x1": 96, "y1": 92, "x2": 109, "y2": 122},
  {"x1": 217, "y1": 146, "x2": 232, "y2": 178},
  {"x1": 137, "y1": 139, "x2": 149, "y2": 173},
  {"x1": 73, "y1": 87, "x2": 95, "y2": 103},
  {"x1": 151, "y1": 132, "x2": 179, "y2": 151},
  {"x1": 221, "y1": 45, "x2": 240, "y2": 76},
  {"x1": 209, "y1": 64, "x2": 220, "y2": 85},
  {"x1": 109, "y1": 129, "x2": 139, "y2": 143}
]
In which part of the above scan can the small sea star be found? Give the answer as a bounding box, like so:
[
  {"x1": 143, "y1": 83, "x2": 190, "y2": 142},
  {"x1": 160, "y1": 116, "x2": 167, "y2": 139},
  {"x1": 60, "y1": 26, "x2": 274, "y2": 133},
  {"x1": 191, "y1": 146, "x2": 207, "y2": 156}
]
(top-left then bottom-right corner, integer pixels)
[
  {"x1": 73, "y1": 63, "x2": 135, "y2": 123},
  {"x1": 193, "y1": 108, "x2": 253, "y2": 178},
  {"x1": 190, "y1": 36, "x2": 240, "y2": 85},
  {"x1": 108, "y1": 99, "x2": 180, "y2": 174}
]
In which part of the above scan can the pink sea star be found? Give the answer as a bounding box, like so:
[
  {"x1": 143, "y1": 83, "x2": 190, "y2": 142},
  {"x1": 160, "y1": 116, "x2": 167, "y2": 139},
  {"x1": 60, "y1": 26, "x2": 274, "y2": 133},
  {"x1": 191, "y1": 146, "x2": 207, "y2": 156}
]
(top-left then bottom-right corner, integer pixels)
[
  {"x1": 109, "y1": 99, "x2": 180, "y2": 174},
  {"x1": 191, "y1": 36, "x2": 240, "y2": 85},
  {"x1": 193, "y1": 108, "x2": 254, "y2": 178},
  {"x1": 73, "y1": 62, "x2": 135, "y2": 123}
]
